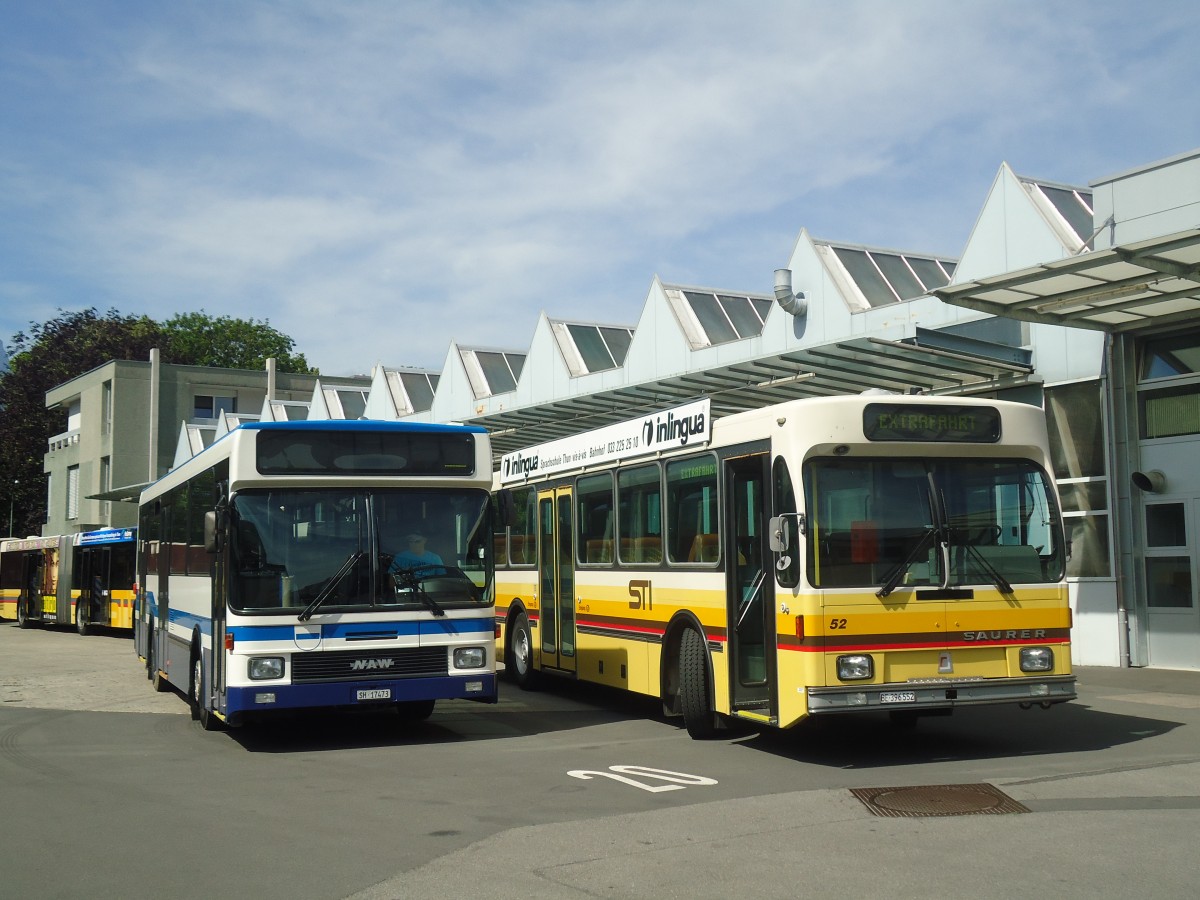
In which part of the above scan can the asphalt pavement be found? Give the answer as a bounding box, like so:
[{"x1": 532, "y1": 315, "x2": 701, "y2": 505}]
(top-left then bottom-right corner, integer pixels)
[{"x1": 2, "y1": 621, "x2": 1198, "y2": 899}]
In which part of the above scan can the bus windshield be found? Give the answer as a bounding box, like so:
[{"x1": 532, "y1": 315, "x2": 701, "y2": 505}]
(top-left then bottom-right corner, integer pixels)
[
  {"x1": 229, "y1": 487, "x2": 493, "y2": 614},
  {"x1": 804, "y1": 458, "x2": 1064, "y2": 590}
]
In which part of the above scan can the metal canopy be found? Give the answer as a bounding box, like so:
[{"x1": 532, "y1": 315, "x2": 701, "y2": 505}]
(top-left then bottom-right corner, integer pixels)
[
  {"x1": 934, "y1": 228, "x2": 1200, "y2": 334},
  {"x1": 472, "y1": 333, "x2": 1033, "y2": 460},
  {"x1": 87, "y1": 482, "x2": 154, "y2": 503}
]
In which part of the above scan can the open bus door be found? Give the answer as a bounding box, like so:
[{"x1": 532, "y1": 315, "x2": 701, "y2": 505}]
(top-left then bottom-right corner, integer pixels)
[
  {"x1": 17, "y1": 551, "x2": 44, "y2": 628},
  {"x1": 724, "y1": 450, "x2": 776, "y2": 721},
  {"x1": 75, "y1": 545, "x2": 112, "y2": 632}
]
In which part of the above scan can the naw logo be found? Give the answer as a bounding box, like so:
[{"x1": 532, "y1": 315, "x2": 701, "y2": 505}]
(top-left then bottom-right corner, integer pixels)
[{"x1": 351, "y1": 658, "x2": 395, "y2": 671}]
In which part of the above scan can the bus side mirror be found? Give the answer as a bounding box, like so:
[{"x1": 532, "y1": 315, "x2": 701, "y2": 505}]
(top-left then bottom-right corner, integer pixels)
[
  {"x1": 497, "y1": 488, "x2": 517, "y2": 528},
  {"x1": 769, "y1": 515, "x2": 790, "y2": 552},
  {"x1": 204, "y1": 511, "x2": 220, "y2": 554}
]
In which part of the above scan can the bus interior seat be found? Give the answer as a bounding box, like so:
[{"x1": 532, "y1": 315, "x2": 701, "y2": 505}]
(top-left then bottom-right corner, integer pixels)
[
  {"x1": 586, "y1": 539, "x2": 614, "y2": 563},
  {"x1": 629, "y1": 536, "x2": 662, "y2": 563},
  {"x1": 688, "y1": 533, "x2": 719, "y2": 562}
]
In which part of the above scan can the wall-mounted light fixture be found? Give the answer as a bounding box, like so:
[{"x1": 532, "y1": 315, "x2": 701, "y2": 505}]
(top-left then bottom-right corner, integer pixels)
[{"x1": 1132, "y1": 469, "x2": 1167, "y2": 493}]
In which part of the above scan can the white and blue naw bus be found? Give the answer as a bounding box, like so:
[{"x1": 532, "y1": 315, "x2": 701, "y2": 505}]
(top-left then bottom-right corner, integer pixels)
[{"x1": 134, "y1": 420, "x2": 500, "y2": 730}]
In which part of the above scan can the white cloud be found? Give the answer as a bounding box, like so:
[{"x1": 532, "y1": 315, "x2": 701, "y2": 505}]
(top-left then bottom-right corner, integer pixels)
[{"x1": 2, "y1": 1, "x2": 1199, "y2": 372}]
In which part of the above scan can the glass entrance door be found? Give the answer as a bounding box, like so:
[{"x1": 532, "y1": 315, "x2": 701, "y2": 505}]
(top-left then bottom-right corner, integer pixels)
[
  {"x1": 537, "y1": 488, "x2": 576, "y2": 674},
  {"x1": 1143, "y1": 498, "x2": 1200, "y2": 670}
]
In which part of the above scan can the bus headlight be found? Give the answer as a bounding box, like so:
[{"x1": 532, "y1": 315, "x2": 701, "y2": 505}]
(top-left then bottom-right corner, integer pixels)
[
  {"x1": 837, "y1": 654, "x2": 873, "y2": 681},
  {"x1": 453, "y1": 647, "x2": 486, "y2": 669},
  {"x1": 1020, "y1": 647, "x2": 1054, "y2": 672},
  {"x1": 248, "y1": 657, "x2": 285, "y2": 680}
]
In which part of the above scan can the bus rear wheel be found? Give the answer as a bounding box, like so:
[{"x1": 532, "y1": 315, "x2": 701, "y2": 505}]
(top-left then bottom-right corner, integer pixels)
[
  {"x1": 680, "y1": 627, "x2": 718, "y2": 739},
  {"x1": 149, "y1": 635, "x2": 169, "y2": 693},
  {"x1": 17, "y1": 598, "x2": 34, "y2": 629},
  {"x1": 76, "y1": 600, "x2": 91, "y2": 636}
]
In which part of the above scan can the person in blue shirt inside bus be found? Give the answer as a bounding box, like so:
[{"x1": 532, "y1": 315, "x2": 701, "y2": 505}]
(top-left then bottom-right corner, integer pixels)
[{"x1": 389, "y1": 532, "x2": 446, "y2": 579}]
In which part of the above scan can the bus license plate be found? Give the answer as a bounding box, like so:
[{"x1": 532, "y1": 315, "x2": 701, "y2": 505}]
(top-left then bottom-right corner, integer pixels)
[
  {"x1": 357, "y1": 689, "x2": 391, "y2": 701},
  {"x1": 880, "y1": 691, "x2": 916, "y2": 704}
]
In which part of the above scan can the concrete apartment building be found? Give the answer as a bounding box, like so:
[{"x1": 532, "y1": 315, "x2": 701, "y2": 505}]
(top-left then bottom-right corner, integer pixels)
[{"x1": 42, "y1": 352, "x2": 369, "y2": 535}]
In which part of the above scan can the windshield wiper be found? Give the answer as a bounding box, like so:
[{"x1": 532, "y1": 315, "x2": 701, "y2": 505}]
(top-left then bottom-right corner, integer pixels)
[
  {"x1": 876, "y1": 526, "x2": 945, "y2": 598},
  {"x1": 391, "y1": 564, "x2": 446, "y2": 617},
  {"x1": 954, "y1": 539, "x2": 1014, "y2": 594},
  {"x1": 299, "y1": 550, "x2": 364, "y2": 621}
]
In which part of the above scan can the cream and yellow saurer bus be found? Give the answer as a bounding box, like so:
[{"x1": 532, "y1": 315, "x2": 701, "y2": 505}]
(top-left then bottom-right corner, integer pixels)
[{"x1": 493, "y1": 394, "x2": 1074, "y2": 738}]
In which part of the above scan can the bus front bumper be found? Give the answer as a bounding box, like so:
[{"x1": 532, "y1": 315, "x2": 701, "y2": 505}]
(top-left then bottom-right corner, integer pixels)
[
  {"x1": 226, "y1": 673, "x2": 498, "y2": 716},
  {"x1": 807, "y1": 675, "x2": 1076, "y2": 714}
]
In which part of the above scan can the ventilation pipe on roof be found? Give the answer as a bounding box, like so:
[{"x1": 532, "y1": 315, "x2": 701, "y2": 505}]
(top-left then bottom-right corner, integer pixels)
[{"x1": 774, "y1": 269, "x2": 808, "y2": 316}]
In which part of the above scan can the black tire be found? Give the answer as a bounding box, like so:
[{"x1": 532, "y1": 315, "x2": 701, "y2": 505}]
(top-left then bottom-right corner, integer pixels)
[
  {"x1": 189, "y1": 651, "x2": 202, "y2": 721},
  {"x1": 507, "y1": 611, "x2": 539, "y2": 690},
  {"x1": 17, "y1": 597, "x2": 34, "y2": 629},
  {"x1": 76, "y1": 599, "x2": 91, "y2": 637},
  {"x1": 149, "y1": 634, "x2": 169, "y2": 692},
  {"x1": 680, "y1": 627, "x2": 718, "y2": 739},
  {"x1": 145, "y1": 627, "x2": 156, "y2": 680},
  {"x1": 395, "y1": 699, "x2": 436, "y2": 721},
  {"x1": 190, "y1": 649, "x2": 222, "y2": 731}
]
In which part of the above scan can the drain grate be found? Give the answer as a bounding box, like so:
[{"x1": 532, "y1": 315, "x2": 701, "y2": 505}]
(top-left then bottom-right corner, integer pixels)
[{"x1": 851, "y1": 783, "x2": 1030, "y2": 818}]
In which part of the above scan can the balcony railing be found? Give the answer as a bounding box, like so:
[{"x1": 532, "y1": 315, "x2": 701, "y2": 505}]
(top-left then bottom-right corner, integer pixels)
[{"x1": 48, "y1": 429, "x2": 81, "y2": 452}]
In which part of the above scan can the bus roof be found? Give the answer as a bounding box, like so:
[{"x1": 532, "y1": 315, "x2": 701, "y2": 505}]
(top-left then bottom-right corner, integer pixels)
[{"x1": 242, "y1": 420, "x2": 487, "y2": 435}]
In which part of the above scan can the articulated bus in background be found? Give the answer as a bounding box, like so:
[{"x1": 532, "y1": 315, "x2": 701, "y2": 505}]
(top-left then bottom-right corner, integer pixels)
[
  {"x1": 135, "y1": 420, "x2": 499, "y2": 730},
  {"x1": 492, "y1": 394, "x2": 1075, "y2": 738},
  {"x1": 0, "y1": 528, "x2": 137, "y2": 634}
]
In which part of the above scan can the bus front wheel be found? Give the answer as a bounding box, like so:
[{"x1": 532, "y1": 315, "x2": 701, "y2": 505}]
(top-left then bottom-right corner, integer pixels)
[
  {"x1": 16, "y1": 598, "x2": 34, "y2": 629},
  {"x1": 679, "y1": 627, "x2": 718, "y2": 739},
  {"x1": 190, "y1": 650, "x2": 221, "y2": 731},
  {"x1": 395, "y1": 699, "x2": 436, "y2": 721},
  {"x1": 508, "y1": 612, "x2": 539, "y2": 690}
]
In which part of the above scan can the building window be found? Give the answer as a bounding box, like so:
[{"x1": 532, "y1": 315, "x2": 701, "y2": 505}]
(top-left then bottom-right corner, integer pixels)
[
  {"x1": 1144, "y1": 503, "x2": 1193, "y2": 609},
  {"x1": 67, "y1": 465, "x2": 80, "y2": 521},
  {"x1": 1045, "y1": 381, "x2": 1110, "y2": 578},
  {"x1": 194, "y1": 395, "x2": 236, "y2": 419},
  {"x1": 99, "y1": 456, "x2": 111, "y2": 519},
  {"x1": 101, "y1": 380, "x2": 113, "y2": 436}
]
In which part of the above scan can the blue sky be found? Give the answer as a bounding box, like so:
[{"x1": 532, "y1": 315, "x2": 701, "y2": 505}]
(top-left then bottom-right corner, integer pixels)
[{"x1": 3, "y1": 1, "x2": 1199, "y2": 377}]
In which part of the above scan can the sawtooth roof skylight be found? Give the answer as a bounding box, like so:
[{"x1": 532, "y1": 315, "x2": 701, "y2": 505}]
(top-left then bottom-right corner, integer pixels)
[
  {"x1": 386, "y1": 369, "x2": 439, "y2": 412},
  {"x1": 460, "y1": 348, "x2": 526, "y2": 398},
  {"x1": 1022, "y1": 178, "x2": 1095, "y2": 246},
  {"x1": 552, "y1": 321, "x2": 636, "y2": 376},
  {"x1": 664, "y1": 285, "x2": 775, "y2": 349},
  {"x1": 827, "y1": 244, "x2": 957, "y2": 309}
]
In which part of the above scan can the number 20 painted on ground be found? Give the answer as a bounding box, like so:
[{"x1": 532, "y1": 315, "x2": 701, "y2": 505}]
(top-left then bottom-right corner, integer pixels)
[{"x1": 567, "y1": 765, "x2": 718, "y2": 793}]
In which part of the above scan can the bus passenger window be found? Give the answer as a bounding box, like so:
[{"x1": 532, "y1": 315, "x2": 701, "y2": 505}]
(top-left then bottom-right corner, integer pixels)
[
  {"x1": 666, "y1": 454, "x2": 718, "y2": 565},
  {"x1": 576, "y1": 473, "x2": 614, "y2": 565}
]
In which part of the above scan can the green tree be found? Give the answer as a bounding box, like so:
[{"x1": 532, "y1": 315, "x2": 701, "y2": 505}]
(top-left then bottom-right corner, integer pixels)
[
  {"x1": 1, "y1": 308, "x2": 162, "y2": 536},
  {"x1": 1, "y1": 308, "x2": 315, "y2": 535},
  {"x1": 159, "y1": 311, "x2": 316, "y2": 373}
]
